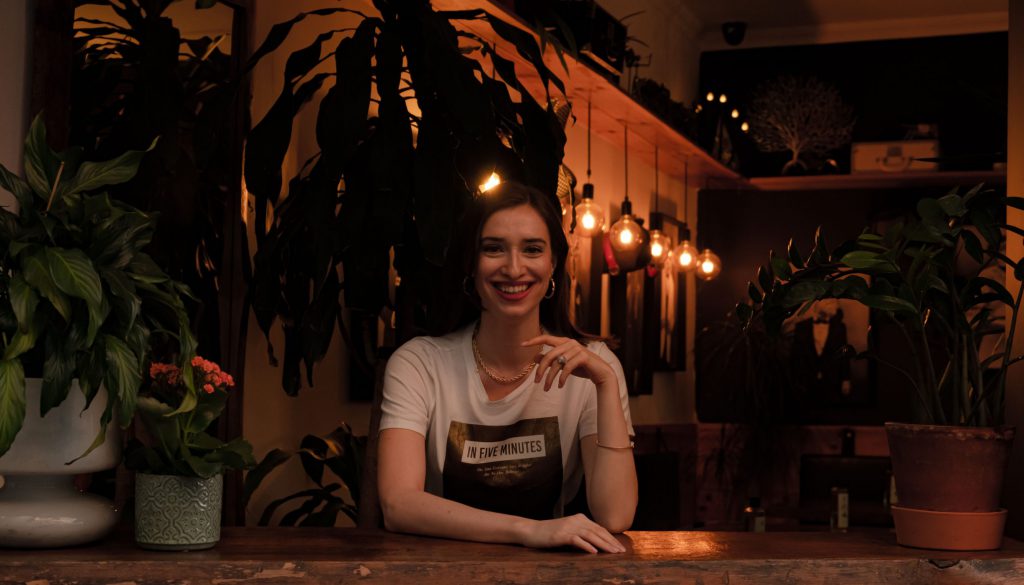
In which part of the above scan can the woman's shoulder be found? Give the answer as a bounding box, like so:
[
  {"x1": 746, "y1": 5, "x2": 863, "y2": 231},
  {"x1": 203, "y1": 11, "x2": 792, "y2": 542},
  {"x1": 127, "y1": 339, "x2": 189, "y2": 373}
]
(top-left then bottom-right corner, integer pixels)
[{"x1": 393, "y1": 326, "x2": 471, "y2": 359}]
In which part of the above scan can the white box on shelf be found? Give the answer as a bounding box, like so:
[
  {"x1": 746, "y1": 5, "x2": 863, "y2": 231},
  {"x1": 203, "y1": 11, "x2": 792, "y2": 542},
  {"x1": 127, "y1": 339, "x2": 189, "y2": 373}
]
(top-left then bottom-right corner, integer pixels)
[{"x1": 851, "y1": 140, "x2": 939, "y2": 173}]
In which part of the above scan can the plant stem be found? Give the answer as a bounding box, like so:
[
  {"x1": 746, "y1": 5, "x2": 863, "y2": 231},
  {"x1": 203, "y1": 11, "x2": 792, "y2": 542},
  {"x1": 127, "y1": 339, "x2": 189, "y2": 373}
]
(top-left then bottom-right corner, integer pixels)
[
  {"x1": 994, "y1": 277, "x2": 1024, "y2": 425},
  {"x1": 890, "y1": 314, "x2": 934, "y2": 423},
  {"x1": 917, "y1": 315, "x2": 944, "y2": 424},
  {"x1": 45, "y1": 162, "x2": 66, "y2": 213}
]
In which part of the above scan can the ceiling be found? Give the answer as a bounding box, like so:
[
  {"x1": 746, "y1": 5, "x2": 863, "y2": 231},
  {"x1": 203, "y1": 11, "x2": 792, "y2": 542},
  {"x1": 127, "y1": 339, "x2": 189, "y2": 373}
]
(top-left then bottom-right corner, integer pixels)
[{"x1": 685, "y1": 0, "x2": 1009, "y2": 50}]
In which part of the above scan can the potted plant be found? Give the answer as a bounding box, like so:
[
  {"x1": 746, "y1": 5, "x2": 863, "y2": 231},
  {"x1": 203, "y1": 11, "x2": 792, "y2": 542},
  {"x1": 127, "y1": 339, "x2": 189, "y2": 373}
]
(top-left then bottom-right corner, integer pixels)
[
  {"x1": 738, "y1": 185, "x2": 1020, "y2": 550},
  {"x1": 126, "y1": 355, "x2": 255, "y2": 550},
  {"x1": 0, "y1": 116, "x2": 196, "y2": 548}
]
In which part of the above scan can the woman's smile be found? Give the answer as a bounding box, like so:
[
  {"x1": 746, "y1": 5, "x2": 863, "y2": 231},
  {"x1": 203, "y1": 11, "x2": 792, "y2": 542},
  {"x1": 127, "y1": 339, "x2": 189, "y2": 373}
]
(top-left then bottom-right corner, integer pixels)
[{"x1": 475, "y1": 204, "x2": 554, "y2": 319}]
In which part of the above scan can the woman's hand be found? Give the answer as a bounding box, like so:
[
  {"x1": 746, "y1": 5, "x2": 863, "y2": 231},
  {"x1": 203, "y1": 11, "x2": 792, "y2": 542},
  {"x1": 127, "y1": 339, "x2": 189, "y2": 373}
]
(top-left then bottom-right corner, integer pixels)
[
  {"x1": 518, "y1": 513, "x2": 626, "y2": 554},
  {"x1": 522, "y1": 334, "x2": 615, "y2": 391}
]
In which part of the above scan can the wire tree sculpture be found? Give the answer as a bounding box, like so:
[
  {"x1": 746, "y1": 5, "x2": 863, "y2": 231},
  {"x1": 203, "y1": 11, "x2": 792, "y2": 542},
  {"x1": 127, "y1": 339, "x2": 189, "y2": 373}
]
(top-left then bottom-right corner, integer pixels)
[{"x1": 748, "y1": 76, "x2": 855, "y2": 175}]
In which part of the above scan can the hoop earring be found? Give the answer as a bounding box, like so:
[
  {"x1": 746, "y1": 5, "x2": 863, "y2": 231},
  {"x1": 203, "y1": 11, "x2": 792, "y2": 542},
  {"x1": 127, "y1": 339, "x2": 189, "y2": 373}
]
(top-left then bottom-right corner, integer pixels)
[
  {"x1": 544, "y1": 277, "x2": 556, "y2": 299},
  {"x1": 463, "y1": 276, "x2": 475, "y2": 297}
]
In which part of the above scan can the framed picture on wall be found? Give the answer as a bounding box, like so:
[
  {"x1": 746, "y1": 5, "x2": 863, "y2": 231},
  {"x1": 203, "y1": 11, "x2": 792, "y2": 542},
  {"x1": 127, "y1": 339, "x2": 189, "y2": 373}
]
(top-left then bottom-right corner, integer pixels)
[{"x1": 644, "y1": 213, "x2": 687, "y2": 372}]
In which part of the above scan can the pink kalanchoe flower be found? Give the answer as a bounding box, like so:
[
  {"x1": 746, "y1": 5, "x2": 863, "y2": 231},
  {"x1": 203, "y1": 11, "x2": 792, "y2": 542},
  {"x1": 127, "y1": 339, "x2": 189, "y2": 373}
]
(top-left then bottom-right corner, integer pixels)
[{"x1": 202, "y1": 383, "x2": 215, "y2": 394}]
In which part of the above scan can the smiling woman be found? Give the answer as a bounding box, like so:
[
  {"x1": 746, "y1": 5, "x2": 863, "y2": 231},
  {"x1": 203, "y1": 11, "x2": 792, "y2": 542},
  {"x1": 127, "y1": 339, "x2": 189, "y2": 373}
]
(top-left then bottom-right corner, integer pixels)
[{"x1": 376, "y1": 182, "x2": 637, "y2": 553}]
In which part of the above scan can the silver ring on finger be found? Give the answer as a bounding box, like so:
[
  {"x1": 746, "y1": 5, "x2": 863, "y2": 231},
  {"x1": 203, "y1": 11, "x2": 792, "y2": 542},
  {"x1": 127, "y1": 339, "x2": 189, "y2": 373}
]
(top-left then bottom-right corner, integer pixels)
[{"x1": 556, "y1": 355, "x2": 568, "y2": 368}]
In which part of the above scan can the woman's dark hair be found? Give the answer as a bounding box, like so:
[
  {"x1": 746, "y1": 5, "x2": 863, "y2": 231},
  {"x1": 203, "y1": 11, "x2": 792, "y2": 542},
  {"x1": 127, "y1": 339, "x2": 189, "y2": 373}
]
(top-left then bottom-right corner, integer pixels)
[{"x1": 433, "y1": 181, "x2": 589, "y2": 340}]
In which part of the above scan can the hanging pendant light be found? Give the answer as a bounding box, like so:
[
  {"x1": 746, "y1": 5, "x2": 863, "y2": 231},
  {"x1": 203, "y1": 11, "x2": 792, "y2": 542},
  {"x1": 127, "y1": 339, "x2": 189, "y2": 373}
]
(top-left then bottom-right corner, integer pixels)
[
  {"x1": 609, "y1": 125, "x2": 642, "y2": 252},
  {"x1": 574, "y1": 98, "x2": 604, "y2": 237},
  {"x1": 675, "y1": 161, "x2": 698, "y2": 273},
  {"x1": 647, "y1": 145, "x2": 671, "y2": 266},
  {"x1": 696, "y1": 248, "x2": 722, "y2": 280}
]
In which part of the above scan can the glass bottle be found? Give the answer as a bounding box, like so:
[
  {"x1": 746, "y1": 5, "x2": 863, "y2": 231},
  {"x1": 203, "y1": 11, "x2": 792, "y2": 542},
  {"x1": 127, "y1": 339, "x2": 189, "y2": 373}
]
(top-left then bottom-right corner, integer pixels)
[
  {"x1": 743, "y1": 497, "x2": 766, "y2": 532},
  {"x1": 830, "y1": 487, "x2": 849, "y2": 533}
]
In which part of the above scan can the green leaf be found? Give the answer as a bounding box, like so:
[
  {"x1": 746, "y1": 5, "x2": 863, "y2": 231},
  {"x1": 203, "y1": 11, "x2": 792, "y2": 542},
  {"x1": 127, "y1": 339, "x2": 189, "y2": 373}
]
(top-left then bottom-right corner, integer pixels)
[
  {"x1": 40, "y1": 334, "x2": 75, "y2": 417},
  {"x1": 768, "y1": 250, "x2": 791, "y2": 280},
  {"x1": 0, "y1": 163, "x2": 34, "y2": 214},
  {"x1": 23, "y1": 250, "x2": 72, "y2": 322},
  {"x1": 64, "y1": 138, "x2": 156, "y2": 195},
  {"x1": 184, "y1": 454, "x2": 223, "y2": 479},
  {"x1": 3, "y1": 327, "x2": 38, "y2": 361},
  {"x1": 787, "y1": 238, "x2": 805, "y2": 269},
  {"x1": 47, "y1": 247, "x2": 104, "y2": 342},
  {"x1": 244, "y1": 448, "x2": 293, "y2": 508},
  {"x1": 23, "y1": 115, "x2": 61, "y2": 199},
  {"x1": 861, "y1": 294, "x2": 919, "y2": 315},
  {"x1": 937, "y1": 193, "x2": 967, "y2": 217},
  {"x1": 756, "y1": 265, "x2": 773, "y2": 292},
  {"x1": 840, "y1": 251, "x2": 898, "y2": 273},
  {"x1": 127, "y1": 253, "x2": 170, "y2": 284},
  {"x1": 102, "y1": 268, "x2": 140, "y2": 333},
  {"x1": 187, "y1": 386, "x2": 227, "y2": 434},
  {"x1": 103, "y1": 335, "x2": 141, "y2": 428},
  {"x1": 734, "y1": 302, "x2": 753, "y2": 325},
  {"x1": 782, "y1": 281, "x2": 830, "y2": 306},
  {"x1": 747, "y1": 282, "x2": 763, "y2": 304},
  {"x1": 46, "y1": 247, "x2": 103, "y2": 305},
  {"x1": 0, "y1": 359, "x2": 26, "y2": 458},
  {"x1": 189, "y1": 431, "x2": 226, "y2": 450},
  {"x1": 8, "y1": 274, "x2": 38, "y2": 333}
]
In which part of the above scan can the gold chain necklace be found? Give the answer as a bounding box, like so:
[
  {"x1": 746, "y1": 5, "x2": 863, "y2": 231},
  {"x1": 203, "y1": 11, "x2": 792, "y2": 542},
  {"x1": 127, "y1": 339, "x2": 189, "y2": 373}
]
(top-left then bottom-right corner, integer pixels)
[{"x1": 472, "y1": 322, "x2": 538, "y2": 385}]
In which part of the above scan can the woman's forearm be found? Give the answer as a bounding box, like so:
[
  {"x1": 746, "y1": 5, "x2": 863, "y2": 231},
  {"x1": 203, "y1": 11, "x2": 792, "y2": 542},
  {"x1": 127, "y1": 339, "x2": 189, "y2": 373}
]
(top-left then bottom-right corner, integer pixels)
[
  {"x1": 586, "y1": 381, "x2": 638, "y2": 532},
  {"x1": 381, "y1": 489, "x2": 531, "y2": 544}
]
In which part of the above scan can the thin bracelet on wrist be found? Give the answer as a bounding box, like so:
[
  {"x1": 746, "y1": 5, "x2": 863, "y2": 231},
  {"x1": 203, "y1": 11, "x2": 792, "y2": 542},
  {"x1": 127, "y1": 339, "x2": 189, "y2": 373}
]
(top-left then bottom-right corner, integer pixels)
[{"x1": 595, "y1": 440, "x2": 634, "y2": 450}]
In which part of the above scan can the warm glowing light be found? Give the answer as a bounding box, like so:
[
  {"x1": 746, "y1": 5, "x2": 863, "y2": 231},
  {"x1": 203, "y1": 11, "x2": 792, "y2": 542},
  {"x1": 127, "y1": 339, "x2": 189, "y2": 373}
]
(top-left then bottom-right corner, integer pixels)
[
  {"x1": 706, "y1": 91, "x2": 715, "y2": 102},
  {"x1": 696, "y1": 249, "x2": 722, "y2": 281},
  {"x1": 675, "y1": 239, "x2": 697, "y2": 272},
  {"x1": 741, "y1": 121, "x2": 750, "y2": 132},
  {"x1": 719, "y1": 94, "x2": 727, "y2": 104},
  {"x1": 574, "y1": 190, "x2": 604, "y2": 238},
  {"x1": 619, "y1": 229, "x2": 634, "y2": 245},
  {"x1": 609, "y1": 213, "x2": 642, "y2": 252},
  {"x1": 648, "y1": 229, "x2": 672, "y2": 266},
  {"x1": 731, "y1": 108, "x2": 739, "y2": 119},
  {"x1": 479, "y1": 172, "x2": 501, "y2": 193}
]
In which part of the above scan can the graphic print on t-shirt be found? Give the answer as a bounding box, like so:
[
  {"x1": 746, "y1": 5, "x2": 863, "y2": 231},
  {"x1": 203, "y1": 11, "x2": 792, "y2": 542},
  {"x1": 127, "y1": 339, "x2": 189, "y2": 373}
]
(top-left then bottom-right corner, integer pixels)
[{"x1": 443, "y1": 417, "x2": 562, "y2": 520}]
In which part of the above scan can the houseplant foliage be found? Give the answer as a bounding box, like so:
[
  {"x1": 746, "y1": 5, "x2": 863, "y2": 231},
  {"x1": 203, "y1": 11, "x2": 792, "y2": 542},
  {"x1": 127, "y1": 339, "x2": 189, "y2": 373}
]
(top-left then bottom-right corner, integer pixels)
[
  {"x1": 738, "y1": 185, "x2": 1022, "y2": 427},
  {"x1": 737, "y1": 185, "x2": 1020, "y2": 549},
  {"x1": 0, "y1": 115, "x2": 196, "y2": 459},
  {"x1": 71, "y1": 0, "x2": 242, "y2": 363},
  {"x1": 243, "y1": 424, "x2": 365, "y2": 526},
  {"x1": 125, "y1": 356, "x2": 255, "y2": 478},
  {"x1": 244, "y1": 0, "x2": 569, "y2": 394}
]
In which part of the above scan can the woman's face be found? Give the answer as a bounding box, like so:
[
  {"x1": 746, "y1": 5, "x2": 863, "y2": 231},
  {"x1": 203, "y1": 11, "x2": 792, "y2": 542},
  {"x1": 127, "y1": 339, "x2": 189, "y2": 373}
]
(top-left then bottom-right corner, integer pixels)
[{"x1": 474, "y1": 204, "x2": 555, "y2": 322}]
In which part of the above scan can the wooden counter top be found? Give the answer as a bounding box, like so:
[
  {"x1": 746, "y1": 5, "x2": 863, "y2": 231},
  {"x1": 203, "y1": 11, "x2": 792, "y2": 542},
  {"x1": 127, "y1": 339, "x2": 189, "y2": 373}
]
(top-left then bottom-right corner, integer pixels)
[{"x1": 2, "y1": 528, "x2": 1023, "y2": 584}]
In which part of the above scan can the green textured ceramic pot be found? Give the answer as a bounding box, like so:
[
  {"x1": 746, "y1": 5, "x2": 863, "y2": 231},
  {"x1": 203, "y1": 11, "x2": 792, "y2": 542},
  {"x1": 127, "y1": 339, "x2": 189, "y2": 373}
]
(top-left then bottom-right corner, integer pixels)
[{"x1": 134, "y1": 473, "x2": 223, "y2": 551}]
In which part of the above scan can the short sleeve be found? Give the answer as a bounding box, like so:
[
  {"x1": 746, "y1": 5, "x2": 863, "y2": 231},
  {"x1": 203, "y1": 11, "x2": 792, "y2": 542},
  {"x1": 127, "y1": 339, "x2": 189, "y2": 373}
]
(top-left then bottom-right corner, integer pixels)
[
  {"x1": 378, "y1": 339, "x2": 435, "y2": 437},
  {"x1": 579, "y1": 342, "x2": 634, "y2": 438}
]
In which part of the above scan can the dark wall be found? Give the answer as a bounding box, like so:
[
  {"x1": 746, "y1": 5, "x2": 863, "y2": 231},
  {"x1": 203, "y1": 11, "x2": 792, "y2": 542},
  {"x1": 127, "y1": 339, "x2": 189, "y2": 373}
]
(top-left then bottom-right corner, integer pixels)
[{"x1": 698, "y1": 33, "x2": 1008, "y2": 177}]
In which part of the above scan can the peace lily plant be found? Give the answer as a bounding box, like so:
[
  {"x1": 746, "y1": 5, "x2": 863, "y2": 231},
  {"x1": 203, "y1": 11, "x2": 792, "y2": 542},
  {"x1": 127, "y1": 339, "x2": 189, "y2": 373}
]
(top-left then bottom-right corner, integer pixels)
[{"x1": 0, "y1": 116, "x2": 196, "y2": 460}]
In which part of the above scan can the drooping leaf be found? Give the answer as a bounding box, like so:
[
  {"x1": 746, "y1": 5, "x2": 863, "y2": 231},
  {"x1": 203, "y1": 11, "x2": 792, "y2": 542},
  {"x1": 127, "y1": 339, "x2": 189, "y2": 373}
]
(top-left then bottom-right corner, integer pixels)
[
  {"x1": 8, "y1": 274, "x2": 38, "y2": 333},
  {"x1": 63, "y1": 138, "x2": 155, "y2": 195},
  {"x1": 102, "y1": 335, "x2": 141, "y2": 428},
  {"x1": 0, "y1": 359, "x2": 26, "y2": 458}
]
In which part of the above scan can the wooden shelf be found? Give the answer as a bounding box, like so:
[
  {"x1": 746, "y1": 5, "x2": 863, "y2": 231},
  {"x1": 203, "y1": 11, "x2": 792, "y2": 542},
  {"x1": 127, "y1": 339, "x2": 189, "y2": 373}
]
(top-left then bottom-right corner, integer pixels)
[
  {"x1": 432, "y1": 0, "x2": 745, "y2": 185},
  {"x1": 748, "y1": 170, "x2": 1006, "y2": 191}
]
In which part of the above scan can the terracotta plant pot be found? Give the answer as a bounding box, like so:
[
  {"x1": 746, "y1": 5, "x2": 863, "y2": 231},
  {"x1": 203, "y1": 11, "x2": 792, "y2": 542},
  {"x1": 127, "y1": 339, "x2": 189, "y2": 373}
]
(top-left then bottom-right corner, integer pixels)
[{"x1": 885, "y1": 422, "x2": 1015, "y2": 550}]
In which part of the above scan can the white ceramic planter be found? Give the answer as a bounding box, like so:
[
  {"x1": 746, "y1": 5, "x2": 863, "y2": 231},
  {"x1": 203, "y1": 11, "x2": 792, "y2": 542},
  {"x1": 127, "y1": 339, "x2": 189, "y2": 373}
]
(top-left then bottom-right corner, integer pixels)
[{"x1": 0, "y1": 379, "x2": 121, "y2": 548}]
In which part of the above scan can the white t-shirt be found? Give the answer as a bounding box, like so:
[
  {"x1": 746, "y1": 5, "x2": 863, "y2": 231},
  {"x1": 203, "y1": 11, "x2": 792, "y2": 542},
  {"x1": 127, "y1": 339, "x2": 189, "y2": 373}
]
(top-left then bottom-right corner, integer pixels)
[{"x1": 379, "y1": 324, "x2": 634, "y2": 520}]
